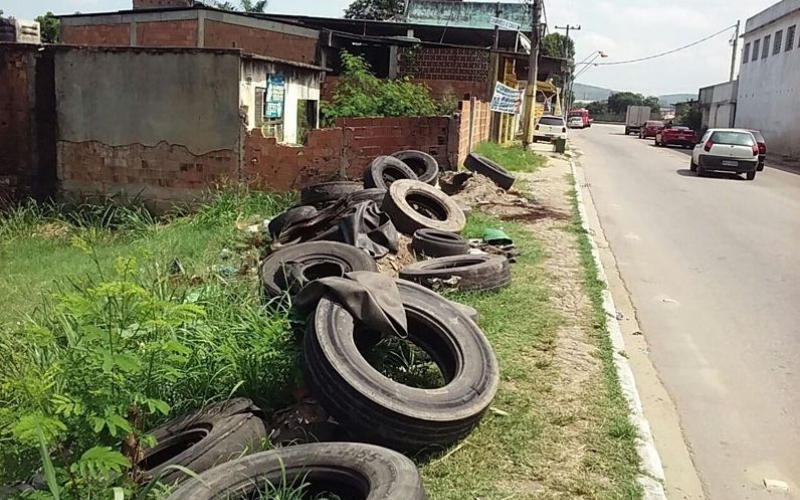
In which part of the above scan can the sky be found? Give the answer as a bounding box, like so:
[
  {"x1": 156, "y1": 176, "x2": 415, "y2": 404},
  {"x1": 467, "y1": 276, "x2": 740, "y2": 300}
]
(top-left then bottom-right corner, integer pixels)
[{"x1": 3, "y1": 0, "x2": 780, "y2": 95}]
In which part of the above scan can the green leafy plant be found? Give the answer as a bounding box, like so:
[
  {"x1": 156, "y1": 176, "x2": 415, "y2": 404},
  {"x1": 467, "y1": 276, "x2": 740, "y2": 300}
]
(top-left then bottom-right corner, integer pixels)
[{"x1": 321, "y1": 51, "x2": 439, "y2": 126}]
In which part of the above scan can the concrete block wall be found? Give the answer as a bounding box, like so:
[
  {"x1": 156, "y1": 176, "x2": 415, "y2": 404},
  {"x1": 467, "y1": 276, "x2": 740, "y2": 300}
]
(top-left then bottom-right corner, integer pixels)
[
  {"x1": 456, "y1": 99, "x2": 491, "y2": 166},
  {"x1": 203, "y1": 20, "x2": 317, "y2": 65},
  {"x1": 135, "y1": 19, "x2": 198, "y2": 47},
  {"x1": 61, "y1": 24, "x2": 131, "y2": 46}
]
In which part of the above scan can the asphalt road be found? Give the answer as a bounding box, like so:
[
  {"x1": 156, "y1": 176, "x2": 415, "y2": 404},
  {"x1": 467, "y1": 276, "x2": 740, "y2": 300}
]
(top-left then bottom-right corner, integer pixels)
[{"x1": 571, "y1": 124, "x2": 800, "y2": 500}]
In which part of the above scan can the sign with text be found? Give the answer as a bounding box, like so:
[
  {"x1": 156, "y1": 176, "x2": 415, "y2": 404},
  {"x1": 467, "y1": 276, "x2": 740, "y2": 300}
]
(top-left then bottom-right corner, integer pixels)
[
  {"x1": 490, "y1": 16, "x2": 521, "y2": 31},
  {"x1": 265, "y1": 74, "x2": 286, "y2": 119},
  {"x1": 490, "y1": 82, "x2": 523, "y2": 115}
]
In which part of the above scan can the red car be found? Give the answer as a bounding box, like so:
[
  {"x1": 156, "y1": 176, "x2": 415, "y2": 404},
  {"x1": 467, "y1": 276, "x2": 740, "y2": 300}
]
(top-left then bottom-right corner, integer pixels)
[
  {"x1": 746, "y1": 129, "x2": 767, "y2": 171},
  {"x1": 639, "y1": 120, "x2": 665, "y2": 139},
  {"x1": 655, "y1": 126, "x2": 697, "y2": 148}
]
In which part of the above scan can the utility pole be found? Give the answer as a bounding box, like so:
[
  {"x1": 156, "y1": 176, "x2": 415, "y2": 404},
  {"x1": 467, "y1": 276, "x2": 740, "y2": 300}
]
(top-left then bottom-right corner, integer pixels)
[
  {"x1": 555, "y1": 24, "x2": 580, "y2": 117},
  {"x1": 730, "y1": 20, "x2": 741, "y2": 82},
  {"x1": 522, "y1": 0, "x2": 542, "y2": 149}
]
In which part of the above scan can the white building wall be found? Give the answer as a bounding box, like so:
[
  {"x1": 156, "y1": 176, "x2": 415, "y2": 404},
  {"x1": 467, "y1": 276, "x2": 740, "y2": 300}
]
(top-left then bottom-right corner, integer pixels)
[
  {"x1": 239, "y1": 59, "x2": 322, "y2": 145},
  {"x1": 736, "y1": 0, "x2": 800, "y2": 158}
]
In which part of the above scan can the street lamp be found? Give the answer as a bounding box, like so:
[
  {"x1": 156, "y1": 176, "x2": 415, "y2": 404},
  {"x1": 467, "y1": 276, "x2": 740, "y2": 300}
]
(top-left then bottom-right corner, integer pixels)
[{"x1": 567, "y1": 51, "x2": 608, "y2": 111}]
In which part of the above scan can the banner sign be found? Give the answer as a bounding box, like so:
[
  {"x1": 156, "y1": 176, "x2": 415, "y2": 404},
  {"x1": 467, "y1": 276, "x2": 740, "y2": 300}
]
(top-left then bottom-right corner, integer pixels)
[
  {"x1": 490, "y1": 82, "x2": 523, "y2": 115},
  {"x1": 265, "y1": 74, "x2": 286, "y2": 119}
]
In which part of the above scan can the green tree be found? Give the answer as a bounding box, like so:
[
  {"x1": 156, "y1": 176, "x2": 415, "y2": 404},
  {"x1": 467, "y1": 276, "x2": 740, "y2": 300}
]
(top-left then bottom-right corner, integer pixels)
[
  {"x1": 344, "y1": 0, "x2": 405, "y2": 20},
  {"x1": 607, "y1": 91, "x2": 645, "y2": 114},
  {"x1": 643, "y1": 96, "x2": 662, "y2": 114},
  {"x1": 215, "y1": 0, "x2": 267, "y2": 12},
  {"x1": 586, "y1": 100, "x2": 608, "y2": 116},
  {"x1": 541, "y1": 33, "x2": 576, "y2": 60},
  {"x1": 35, "y1": 11, "x2": 60, "y2": 44}
]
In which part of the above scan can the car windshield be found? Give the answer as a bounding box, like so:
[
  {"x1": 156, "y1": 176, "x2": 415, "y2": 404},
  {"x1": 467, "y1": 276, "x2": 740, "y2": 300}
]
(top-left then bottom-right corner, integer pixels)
[
  {"x1": 539, "y1": 117, "x2": 565, "y2": 126},
  {"x1": 710, "y1": 131, "x2": 755, "y2": 146}
]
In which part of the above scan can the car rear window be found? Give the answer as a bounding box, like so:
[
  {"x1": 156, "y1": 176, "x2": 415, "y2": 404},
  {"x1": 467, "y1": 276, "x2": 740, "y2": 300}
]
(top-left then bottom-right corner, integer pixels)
[
  {"x1": 539, "y1": 117, "x2": 565, "y2": 126},
  {"x1": 748, "y1": 130, "x2": 765, "y2": 142},
  {"x1": 710, "y1": 131, "x2": 755, "y2": 146},
  {"x1": 648, "y1": 121, "x2": 664, "y2": 127},
  {"x1": 670, "y1": 126, "x2": 690, "y2": 131}
]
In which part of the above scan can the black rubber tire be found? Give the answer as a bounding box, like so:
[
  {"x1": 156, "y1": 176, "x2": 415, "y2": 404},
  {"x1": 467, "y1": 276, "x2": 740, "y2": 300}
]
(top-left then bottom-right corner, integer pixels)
[
  {"x1": 391, "y1": 150, "x2": 440, "y2": 185},
  {"x1": 268, "y1": 206, "x2": 318, "y2": 239},
  {"x1": 363, "y1": 156, "x2": 419, "y2": 190},
  {"x1": 300, "y1": 182, "x2": 362, "y2": 206},
  {"x1": 382, "y1": 179, "x2": 466, "y2": 235},
  {"x1": 450, "y1": 300, "x2": 479, "y2": 323},
  {"x1": 746, "y1": 171, "x2": 756, "y2": 181},
  {"x1": 349, "y1": 188, "x2": 387, "y2": 206},
  {"x1": 260, "y1": 242, "x2": 378, "y2": 298},
  {"x1": 163, "y1": 442, "x2": 426, "y2": 500},
  {"x1": 140, "y1": 399, "x2": 267, "y2": 485},
  {"x1": 411, "y1": 228, "x2": 469, "y2": 257},
  {"x1": 689, "y1": 157, "x2": 698, "y2": 172},
  {"x1": 463, "y1": 153, "x2": 516, "y2": 190},
  {"x1": 399, "y1": 255, "x2": 511, "y2": 292},
  {"x1": 304, "y1": 280, "x2": 499, "y2": 451}
]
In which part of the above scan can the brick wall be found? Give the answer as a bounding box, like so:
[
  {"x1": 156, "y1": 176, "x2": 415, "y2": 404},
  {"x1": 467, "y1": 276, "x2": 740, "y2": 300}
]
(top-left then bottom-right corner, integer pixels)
[
  {"x1": 204, "y1": 20, "x2": 317, "y2": 65},
  {"x1": 0, "y1": 45, "x2": 56, "y2": 202},
  {"x1": 456, "y1": 99, "x2": 491, "y2": 167},
  {"x1": 136, "y1": 20, "x2": 197, "y2": 47},
  {"x1": 399, "y1": 47, "x2": 490, "y2": 83},
  {"x1": 62, "y1": 24, "x2": 131, "y2": 46},
  {"x1": 58, "y1": 141, "x2": 238, "y2": 211}
]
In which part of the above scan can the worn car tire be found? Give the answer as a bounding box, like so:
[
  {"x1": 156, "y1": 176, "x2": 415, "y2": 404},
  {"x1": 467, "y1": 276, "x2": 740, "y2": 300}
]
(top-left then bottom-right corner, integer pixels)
[
  {"x1": 689, "y1": 157, "x2": 698, "y2": 172},
  {"x1": 260, "y1": 242, "x2": 378, "y2": 297},
  {"x1": 450, "y1": 300, "x2": 479, "y2": 323},
  {"x1": 400, "y1": 255, "x2": 511, "y2": 292},
  {"x1": 364, "y1": 156, "x2": 419, "y2": 190},
  {"x1": 411, "y1": 228, "x2": 469, "y2": 257},
  {"x1": 268, "y1": 206, "x2": 318, "y2": 239},
  {"x1": 391, "y1": 150, "x2": 440, "y2": 185},
  {"x1": 382, "y1": 179, "x2": 466, "y2": 235},
  {"x1": 304, "y1": 280, "x2": 499, "y2": 451},
  {"x1": 300, "y1": 182, "x2": 362, "y2": 206},
  {"x1": 139, "y1": 399, "x2": 267, "y2": 485},
  {"x1": 464, "y1": 153, "x2": 516, "y2": 190},
  {"x1": 163, "y1": 442, "x2": 426, "y2": 500},
  {"x1": 349, "y1": 188, "x2": 387, "y2": 206}
]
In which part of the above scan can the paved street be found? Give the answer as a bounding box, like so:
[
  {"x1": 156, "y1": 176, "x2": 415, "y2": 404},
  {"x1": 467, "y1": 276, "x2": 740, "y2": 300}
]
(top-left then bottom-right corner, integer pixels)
[{"x1": 572, "y1": 124, "x2": 800, "y2": 499}]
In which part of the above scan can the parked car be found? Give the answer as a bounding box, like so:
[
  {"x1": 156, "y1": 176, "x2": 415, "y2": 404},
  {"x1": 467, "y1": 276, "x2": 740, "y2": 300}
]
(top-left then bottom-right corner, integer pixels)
[
  {"x1": 568, "y1": 109, "x2": 592, "y2": 128},
  {"x1": 746, "y1": 129, "x2": 767, "y2": 171},
  {"x1": 568, "y1": 116, "x2": 585, "y2": 129},
  {"x1": 639, "y1": 120, "x2": 665, "y2": 139},
  {"x1": 690, "y1": 129, "x2": 760, "y2": 180},
  {"x1": 655, "y1": 126, "x2": 697, "y2": 148},
  {"x1": 534, "y1": 115, "x2": 568, "y2": 142}
]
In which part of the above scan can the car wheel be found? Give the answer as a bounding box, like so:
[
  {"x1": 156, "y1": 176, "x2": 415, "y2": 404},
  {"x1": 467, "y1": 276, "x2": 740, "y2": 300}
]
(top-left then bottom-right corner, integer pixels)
[
  {"x1": 758, "y1": 163, "x2": 765, "y2": 172},
  {"x1": 696, "y1": 165, "x2": 706, "y2": 177},
  {"x1": 690, "y1": 157, "x2": 698, "y2": 172},
  {"x1": 746, "y1": 171, "x2": 757, "y2": 181}
]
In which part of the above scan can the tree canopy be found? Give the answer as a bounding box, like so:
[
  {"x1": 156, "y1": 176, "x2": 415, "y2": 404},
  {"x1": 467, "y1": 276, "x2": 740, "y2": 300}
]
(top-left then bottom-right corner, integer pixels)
[
  {"x1": 215, "y1": 0, "x2": 267, "y2": 13},
  {"x1": 35, "y1": 12, "x2": 60, "y2": 44},
  {"x1": 344, "y1": 0, "x2": 405, "y2": 20},
  {"x1": 541, "y1": 33, "x2": 576, "y2": 60},
  {"x1": 607, "y1": 91, "x2": 661, "y2": 114}
]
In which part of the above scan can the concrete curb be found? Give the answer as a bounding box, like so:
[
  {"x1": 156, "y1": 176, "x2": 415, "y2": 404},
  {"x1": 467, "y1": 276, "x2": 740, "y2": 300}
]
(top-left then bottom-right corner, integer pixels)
[{"x1": 569, "y1": 158, "x2": 669, "y2": 500}]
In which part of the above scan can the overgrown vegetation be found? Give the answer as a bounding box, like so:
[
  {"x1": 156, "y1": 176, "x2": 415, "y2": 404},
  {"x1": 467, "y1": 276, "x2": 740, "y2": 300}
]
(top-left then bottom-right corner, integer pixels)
[
  {"x1": 475, "y1": 141, "x2": 547, "y2": 173},
  {"x1": 343, "y1": 0, "x2": 404, "y2": 20},
  {"x1": 0, "y1": 191, "x2": 299, "y2": 499},
  {"x1": 321, "y1": 51, "x2": 445, "y2": 127},
  {"x1": 586, "y1": 91, "x2": 662, "y2": 120}
]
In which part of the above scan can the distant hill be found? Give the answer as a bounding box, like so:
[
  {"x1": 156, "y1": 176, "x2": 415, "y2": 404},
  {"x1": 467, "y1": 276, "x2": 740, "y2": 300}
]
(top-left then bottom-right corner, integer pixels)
[{"x1": 571, "y1": 84, "x2": 696, "y2": 107}]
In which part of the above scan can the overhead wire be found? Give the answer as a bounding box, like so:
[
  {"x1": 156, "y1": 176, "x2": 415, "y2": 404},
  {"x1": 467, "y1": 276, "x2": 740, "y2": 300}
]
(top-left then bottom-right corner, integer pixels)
[{"x1": 595, "y1": 24, "x2": 737, "y2": 66}]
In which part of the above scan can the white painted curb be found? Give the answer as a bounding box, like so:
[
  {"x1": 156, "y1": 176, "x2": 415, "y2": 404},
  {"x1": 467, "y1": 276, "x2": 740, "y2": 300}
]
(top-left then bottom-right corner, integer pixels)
[{"x1": 569, "y1": 158, "x2": 669, "y2": 500}]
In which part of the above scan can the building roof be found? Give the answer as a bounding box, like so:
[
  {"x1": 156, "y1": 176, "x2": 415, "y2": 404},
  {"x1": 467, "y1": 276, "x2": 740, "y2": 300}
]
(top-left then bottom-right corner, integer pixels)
[
  {"x1": 744, "y1": 0, "x2": 800, "y2": 34},
  {"x1": 242, "y1": 53, "x2": 331, "y2": 72}
]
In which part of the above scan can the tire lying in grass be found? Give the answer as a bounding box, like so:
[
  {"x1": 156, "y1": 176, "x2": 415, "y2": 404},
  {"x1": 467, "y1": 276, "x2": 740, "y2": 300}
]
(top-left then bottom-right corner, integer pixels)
[
  {"x1": 363, "y1": 156, "x2": 419, "y2": 190},
  {"x1": 303, "y1": 280, "x2": 499, "y2": 451},
  {"x1": 411, "y1": 228, "x2": 469, "y2": 257},
  {"x1": 140, "y1": 398, "x2": 267, "y2": 485},
  {"x1": 464, "y1": 153, "x2": 516, "y2": 190},
  {"x1": 400, "y1": 254, "x2": 511, "y2": 292},
  {"x1": 300, "y1": 182, "x2": 362, "y2": 206},
  {"x1": 382, "y1": 179, "x2": 466, "y2": 235},
  {"x1": 260, "y1": 242, "x2": 378, "y2": 298},
  {"x1": 391, "y1": 150, "x2": 440, "y2": 185},
  {"x1": 450, "y1": 300, "x2": 479, "y2": 323},
  {"x1": 164, "y1": 442, "x2": 426, "y2": 500},
  {"x1": 268, "y1": 205, "x2": 318, "y2": 238}
]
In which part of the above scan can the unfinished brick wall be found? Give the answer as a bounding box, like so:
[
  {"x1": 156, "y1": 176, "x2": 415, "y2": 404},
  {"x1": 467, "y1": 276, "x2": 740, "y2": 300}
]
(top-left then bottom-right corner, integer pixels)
[
  {"x1": 0, "y1": 45, "x2": 56, "y2": 201},
  {"x1": 61, "y1": 24, "x2": 131, "y2": 46},
  {"x1": 399, "y1": 47, "x2": 490, "y2": 83},
  {"x1": 204, "y1": 20, "x2": 317, "y2": 64},
  {"x1": 136, "y1": 20, "x2": 198, "y2": 47},
  {"x1": 58, "y1": 141, "x2": 238, "y2": 210},
  {"x1": 456, "y1": 99, "x2": 491, "y2": 166}
]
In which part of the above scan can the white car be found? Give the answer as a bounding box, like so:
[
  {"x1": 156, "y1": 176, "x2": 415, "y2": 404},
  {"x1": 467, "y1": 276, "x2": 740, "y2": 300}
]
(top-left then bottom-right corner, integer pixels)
[
  {"x1": 534, "y1": 115, "x2": 568, "y2": 142},
  {"x1": 568, "y1": 116, "x2": 585, "y2": 129},
  {"x1": 691, "y1": 129, "x2": 760, "y2": 181}
]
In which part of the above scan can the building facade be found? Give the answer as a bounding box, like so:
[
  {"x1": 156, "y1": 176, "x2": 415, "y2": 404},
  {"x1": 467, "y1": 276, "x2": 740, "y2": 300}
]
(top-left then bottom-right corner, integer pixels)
[
  {"x1": 699, "y1": 80, "x2": 738, "y2": 131},
  {"x1": 736, "y1": 0, "x2": 800, "y2": 159}
]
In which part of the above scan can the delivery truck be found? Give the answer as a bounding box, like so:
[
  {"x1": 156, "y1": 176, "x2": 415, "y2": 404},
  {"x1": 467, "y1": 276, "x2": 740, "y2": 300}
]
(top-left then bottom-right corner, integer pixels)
[{"x1": 625, "y1": 106, "x2": 653, "y2": 136}]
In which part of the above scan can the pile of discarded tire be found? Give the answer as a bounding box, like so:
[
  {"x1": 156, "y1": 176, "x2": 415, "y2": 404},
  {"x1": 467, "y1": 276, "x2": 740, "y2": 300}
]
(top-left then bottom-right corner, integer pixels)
[{"x1": 156, "y1": 151, "x2": 516, "y2": 499}]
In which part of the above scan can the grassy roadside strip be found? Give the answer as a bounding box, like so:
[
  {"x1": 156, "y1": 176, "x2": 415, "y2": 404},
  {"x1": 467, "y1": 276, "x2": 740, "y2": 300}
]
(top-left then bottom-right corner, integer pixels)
[
  {"x1": 568, "y1": 180, "x2": 644, "y2": 499},
  {"x1": 475, "y1": 142, "x2": 547, "y2": 173}
]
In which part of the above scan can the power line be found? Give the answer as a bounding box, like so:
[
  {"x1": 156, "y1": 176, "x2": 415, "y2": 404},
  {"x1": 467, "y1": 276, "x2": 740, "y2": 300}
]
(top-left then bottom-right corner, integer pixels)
[{"x1": 595, "y1": 24, "x2": 737, "y2": 66}]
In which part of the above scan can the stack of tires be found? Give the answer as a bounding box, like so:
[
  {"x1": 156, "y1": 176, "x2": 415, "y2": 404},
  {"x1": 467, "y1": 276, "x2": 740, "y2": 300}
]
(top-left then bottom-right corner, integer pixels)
[{"x1": 162, "y1": 151, "x2": 514, "y2": 500}]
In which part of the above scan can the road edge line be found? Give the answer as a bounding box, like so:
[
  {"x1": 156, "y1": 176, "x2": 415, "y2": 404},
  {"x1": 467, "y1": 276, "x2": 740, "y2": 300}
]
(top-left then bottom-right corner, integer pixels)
[{"x1": 569, "y1": 157, "x2": 669, "y2": 500}]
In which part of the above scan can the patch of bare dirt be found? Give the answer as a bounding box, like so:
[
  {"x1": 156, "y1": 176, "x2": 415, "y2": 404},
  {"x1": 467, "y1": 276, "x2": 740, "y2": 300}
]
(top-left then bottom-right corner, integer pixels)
[
  {"x1": 34, "y1": 222, "x2": 71, "y2": 239},
  {"x1": 376, "y1": 234, "x2": 416, "y2": 277}
]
